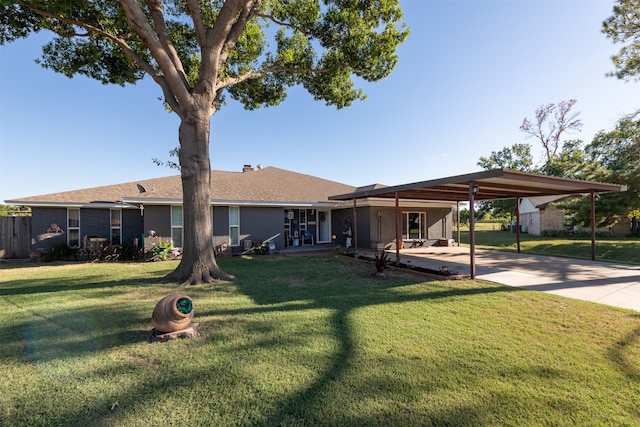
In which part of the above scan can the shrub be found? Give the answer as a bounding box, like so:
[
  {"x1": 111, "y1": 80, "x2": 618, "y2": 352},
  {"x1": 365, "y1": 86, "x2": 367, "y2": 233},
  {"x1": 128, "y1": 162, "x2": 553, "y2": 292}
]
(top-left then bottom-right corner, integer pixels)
[
  {"x1": 374, "y1": 251, "x2": 390, "y2": 273},
  {"x1": 540, "y1": 229, "x2": 611, "y2": 239},
  {"x1": 40, "y1": 243, "x2": 77, "y2": 262},
  {"x1": 145, "y1": 237, "x2": 173, "y2": 261}
]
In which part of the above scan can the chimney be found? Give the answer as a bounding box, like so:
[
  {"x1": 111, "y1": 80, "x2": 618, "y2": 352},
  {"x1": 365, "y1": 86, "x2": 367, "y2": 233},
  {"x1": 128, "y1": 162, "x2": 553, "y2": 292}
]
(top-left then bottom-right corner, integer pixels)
[{"x1": 242, "y1": 164, "x2": 254, "y2": 173}]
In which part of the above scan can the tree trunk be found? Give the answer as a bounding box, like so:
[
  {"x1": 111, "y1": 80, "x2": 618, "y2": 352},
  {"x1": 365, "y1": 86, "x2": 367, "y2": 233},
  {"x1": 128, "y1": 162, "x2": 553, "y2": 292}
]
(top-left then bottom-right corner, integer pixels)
[{"x1": 164, "y1": 105, "x2": 234, "y2": 285}]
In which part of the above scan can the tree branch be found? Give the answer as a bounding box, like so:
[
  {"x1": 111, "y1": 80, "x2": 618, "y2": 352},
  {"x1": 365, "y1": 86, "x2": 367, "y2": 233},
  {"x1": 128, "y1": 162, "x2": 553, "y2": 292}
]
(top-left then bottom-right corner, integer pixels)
[
  {"x1": 19, "y1": 1, "x2": 184, "y2": 116},
  {"x1": 186, "y1": 0, "x2": 207, "y2": 47},
  {"x1": 255, "y1": 12, "x2": 308, "y2": 35},
  {"x1": 144, "y1": 0, "x2": 187, "y2": 80},
  {"x1": 120, "y1": 0, "x2": 191, "y2": 112},
  {"x1": 220, "y1": 64, "x2": 326, "y2": 87}
]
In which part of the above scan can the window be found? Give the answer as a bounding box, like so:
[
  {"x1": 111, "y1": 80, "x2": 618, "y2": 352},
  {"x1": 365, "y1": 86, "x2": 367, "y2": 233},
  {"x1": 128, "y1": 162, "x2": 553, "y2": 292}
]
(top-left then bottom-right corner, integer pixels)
[
  {"x1": 402, "y1": 212, "x2": 426, "y2": 239},
  {"x1": 299, "y1": 209, "x2": 307, "y2": 232},
  {"x1": 110, "y1": 209, "x2": 122, "y2": 245},
  {"x1": 229, "y1": 206, "x2": 240, "y2": 246},
  {"x1": 171, "y1": 206, "x2": 183, "y2": 248},
  {"x1": 67, "y1": 208, "x2": 80, "y2": 247}
]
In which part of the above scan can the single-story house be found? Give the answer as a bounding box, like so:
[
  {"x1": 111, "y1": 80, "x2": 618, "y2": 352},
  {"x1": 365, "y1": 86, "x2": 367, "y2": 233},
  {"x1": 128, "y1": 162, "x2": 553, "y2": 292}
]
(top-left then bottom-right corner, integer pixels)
[{"x1": 5, "y1": 165, "x2": 455, "y2": 255}]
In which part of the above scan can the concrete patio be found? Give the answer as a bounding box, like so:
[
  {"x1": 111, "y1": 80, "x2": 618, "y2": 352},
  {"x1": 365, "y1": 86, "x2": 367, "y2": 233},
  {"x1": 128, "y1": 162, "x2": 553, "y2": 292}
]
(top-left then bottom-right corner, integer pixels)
[{"x1": 360, "y1": 246, "x2": 640, "y2": 312}]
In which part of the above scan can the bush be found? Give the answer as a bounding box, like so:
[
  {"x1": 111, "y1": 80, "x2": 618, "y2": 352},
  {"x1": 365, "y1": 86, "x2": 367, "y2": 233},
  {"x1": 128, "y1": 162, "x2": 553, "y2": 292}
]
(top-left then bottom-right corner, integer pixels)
[
  {"x1": 145, "y1": 238, "x2": 173, "y2": 261},
  {"x1": 540, "y1": 229, "x2": 611, "y2": 239},
  {"x1": 374, "y1": 251, "x2": 390, "y2": 273},
  {"x1": 40, "y1": 243, "x2": 78, "y2": 262}
]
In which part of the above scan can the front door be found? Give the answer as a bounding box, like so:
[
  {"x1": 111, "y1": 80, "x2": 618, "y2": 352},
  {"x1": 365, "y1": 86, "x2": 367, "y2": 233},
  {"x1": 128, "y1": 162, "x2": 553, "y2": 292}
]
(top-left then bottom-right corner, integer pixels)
[{"x1": 317, "y1": 210, "x2": 331, "y2": 243}]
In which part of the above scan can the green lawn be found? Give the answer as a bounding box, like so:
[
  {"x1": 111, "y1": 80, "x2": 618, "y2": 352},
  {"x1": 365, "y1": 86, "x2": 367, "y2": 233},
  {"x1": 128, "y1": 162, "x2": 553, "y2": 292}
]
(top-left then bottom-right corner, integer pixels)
[
  {"x1": 1, "y1": 257, "x2": 639, "y2": 426},
  {"x1": 457, "y1": 230, "x2": 640, "y2": 264}
]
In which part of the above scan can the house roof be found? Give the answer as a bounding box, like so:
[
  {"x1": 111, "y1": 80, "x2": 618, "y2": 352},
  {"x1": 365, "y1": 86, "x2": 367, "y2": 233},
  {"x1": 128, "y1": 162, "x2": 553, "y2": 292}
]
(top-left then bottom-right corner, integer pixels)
[
  {"x1": 5, "y1": 167, "x2": 357, "y2": 208},
  {"x1": 524, "y1": 195, "x2": 574, "y2": 209},
  {"x1": 330, "y1": 169, "x2": 627, "y2": 202}
]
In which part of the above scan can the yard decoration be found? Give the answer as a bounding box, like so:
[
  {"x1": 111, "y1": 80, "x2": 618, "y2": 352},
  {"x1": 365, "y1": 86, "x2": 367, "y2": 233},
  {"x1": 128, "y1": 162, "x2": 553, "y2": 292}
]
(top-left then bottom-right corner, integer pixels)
[{"x1": 150, "y1": 294, "x2": 199, "y2": 342}]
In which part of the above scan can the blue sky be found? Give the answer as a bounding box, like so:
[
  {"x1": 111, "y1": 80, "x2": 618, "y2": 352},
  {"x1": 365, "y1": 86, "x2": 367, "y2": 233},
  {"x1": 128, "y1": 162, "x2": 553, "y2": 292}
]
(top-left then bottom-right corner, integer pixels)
[{"x1": 0, "y1": 0, "x2": 638, "y2": 203}]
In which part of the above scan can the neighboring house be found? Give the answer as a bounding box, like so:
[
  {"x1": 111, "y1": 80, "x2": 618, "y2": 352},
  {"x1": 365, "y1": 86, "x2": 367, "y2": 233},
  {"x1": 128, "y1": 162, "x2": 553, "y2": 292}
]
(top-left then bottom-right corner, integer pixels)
[
  {"x1": 519, "y1": 195, "x2": 632, "y2": 236},
  {"x1": 519, "y1": 195, "x2": 570, "y2": 235},
  {"x1": 5, "y1": 166, "x2": 455, "y2": 255}
]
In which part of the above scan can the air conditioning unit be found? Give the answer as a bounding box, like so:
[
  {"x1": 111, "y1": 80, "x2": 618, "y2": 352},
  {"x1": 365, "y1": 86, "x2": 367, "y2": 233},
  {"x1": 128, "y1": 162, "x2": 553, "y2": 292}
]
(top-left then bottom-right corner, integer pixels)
[{"x1": 243, "y1": 240, "x2": 252, "y2": 250}]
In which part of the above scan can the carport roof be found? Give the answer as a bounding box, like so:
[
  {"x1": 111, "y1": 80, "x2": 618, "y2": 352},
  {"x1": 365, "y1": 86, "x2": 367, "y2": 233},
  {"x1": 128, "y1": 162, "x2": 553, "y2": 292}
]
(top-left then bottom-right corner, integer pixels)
[{"x1": 329, "y1": 169, "x2": 626, "y2": 202}]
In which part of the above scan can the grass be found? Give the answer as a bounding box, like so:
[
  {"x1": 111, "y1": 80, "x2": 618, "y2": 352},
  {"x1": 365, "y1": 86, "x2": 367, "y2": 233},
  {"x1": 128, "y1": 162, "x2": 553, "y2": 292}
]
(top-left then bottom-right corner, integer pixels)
[
  {"x1": 457, "y1": 230, "x2": 640, "y2": 264},
  {"x1": 1, "y1": 256, "x2": 639, "y2": 426}
]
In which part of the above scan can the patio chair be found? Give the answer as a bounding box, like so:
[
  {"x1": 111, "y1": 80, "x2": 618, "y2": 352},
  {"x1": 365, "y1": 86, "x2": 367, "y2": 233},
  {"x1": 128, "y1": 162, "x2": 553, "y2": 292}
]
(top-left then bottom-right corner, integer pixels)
[{"x1": 301, "y1": 230, "x2": 314, "y2": 246}]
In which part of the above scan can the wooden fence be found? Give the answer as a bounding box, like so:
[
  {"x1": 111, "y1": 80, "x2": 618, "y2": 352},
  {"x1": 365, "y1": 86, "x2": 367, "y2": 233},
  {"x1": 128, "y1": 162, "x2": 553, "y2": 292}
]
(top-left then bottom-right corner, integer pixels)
[{"x1": 0, "y1": 216, "x2": 32, "y2": 259}]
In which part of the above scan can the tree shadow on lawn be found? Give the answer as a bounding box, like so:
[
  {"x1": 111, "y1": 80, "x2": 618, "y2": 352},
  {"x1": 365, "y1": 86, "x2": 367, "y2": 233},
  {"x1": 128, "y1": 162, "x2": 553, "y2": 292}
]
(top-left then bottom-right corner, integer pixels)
[
  {"x1": 607, "y1": 313, "x2": 640, "y2": 382},
  {"x1": 0, "y1": 273, "x2": 168, "y2": 364},
  {"x1": 0, "y1": 302, "x2": 152, "y2": 365},
  {"x1": 202, "y1": 255, "x2": 531, "y2": 425}
]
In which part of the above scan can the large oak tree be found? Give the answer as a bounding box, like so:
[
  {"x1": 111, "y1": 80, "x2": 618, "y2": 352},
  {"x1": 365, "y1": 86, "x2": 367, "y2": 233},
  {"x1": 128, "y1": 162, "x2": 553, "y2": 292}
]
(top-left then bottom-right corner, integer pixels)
[{"x1": 1, "y1": 0, "x2": 408, "y2": 284}]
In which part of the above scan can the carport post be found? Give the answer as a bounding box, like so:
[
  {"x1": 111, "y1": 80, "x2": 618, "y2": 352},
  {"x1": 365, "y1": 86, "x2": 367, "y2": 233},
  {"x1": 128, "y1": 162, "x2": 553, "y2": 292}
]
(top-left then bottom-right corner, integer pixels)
[
  {"x1": 591, "y1": 192, "x2": 596, "y2": 260},
  {"x1": 456, "y1": 201, "x2": 460, "y2": 247},
  {"x1": 469, "y1": 183, "x2": 476, "y2": 279},
  {"x1": 353, "y1": 198, "x2": 358, "y2": 253},
  {"x1": 516, "y1": 197, "x2": 521, "y2": 253},
  {"x1": 395, "y1": 192, "x2": 400, "y2": 263}
]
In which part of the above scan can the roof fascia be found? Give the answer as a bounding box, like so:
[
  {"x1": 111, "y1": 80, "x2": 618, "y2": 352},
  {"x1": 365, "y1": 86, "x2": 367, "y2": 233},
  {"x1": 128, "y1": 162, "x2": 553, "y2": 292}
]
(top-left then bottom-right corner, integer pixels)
[
  {"x1": 122, "y1": 198, "x2": 342, "y2": 208},
  {"x1": 5, "y1": 201, "x2": 138, "y2": 209}
]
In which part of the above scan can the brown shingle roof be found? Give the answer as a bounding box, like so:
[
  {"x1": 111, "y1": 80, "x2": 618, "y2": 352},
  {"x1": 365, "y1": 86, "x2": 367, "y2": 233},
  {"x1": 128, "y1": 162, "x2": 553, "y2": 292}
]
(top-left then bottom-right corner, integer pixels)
[{"x1": 6, "y1": 167, "x2": 356, "y2": 206}]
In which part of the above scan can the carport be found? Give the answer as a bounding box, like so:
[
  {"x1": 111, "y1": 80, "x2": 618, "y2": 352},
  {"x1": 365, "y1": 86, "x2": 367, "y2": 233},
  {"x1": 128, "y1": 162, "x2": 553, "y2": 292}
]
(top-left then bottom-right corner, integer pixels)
[{"x1": 329, "y1": 169, "x2": 626, "y2": 279}]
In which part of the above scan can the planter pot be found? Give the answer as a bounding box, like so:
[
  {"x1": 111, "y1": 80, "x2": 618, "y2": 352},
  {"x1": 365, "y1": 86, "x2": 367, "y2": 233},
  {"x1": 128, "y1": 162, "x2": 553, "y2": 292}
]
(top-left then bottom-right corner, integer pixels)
[{"x1": 151, "y1": 293, "x2": 194, "y2": 333}]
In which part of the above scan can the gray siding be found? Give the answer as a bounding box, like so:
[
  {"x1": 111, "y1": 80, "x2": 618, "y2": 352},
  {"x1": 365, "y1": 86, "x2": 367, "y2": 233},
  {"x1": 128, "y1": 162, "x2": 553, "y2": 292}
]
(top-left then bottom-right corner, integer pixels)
[
  {"x1": 81, "y1": 208, "x2": 110, "y2": 238},
  {"x1": 31, "y1": 207, "x2": 67, "y2": 251},
  {"x1": 334, "y1": 206, "x2": 453, "y2": 249},
  {"x1": 212, "y1": 206, "x2": 230, "y2": 248},
  {"x1": 143, "y1": 205, "x2": 172, "y2": 239},
  {"x1": 428, "y1": 209, "x2": 452, "y2": 239},
  {"x1": 31, "y1": 206, "x2": 145, "y2": 251},
  {"x1": 239, "y1": 207, "x2": 285, "y2": 252},
  {"x1": 122, "y1": 209, "x2": 144, "y2": 246}
]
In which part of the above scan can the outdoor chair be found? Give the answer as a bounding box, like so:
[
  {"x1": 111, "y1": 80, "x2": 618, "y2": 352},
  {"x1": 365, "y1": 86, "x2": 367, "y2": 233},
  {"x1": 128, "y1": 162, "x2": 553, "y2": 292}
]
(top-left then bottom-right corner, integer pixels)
[{"x1": 301, "y1": 230, "x2": 314, "y2": 246}]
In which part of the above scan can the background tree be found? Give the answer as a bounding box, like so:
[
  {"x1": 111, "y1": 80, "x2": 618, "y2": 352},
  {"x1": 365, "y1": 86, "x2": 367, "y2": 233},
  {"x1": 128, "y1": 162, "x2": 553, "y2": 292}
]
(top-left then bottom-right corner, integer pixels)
[
  {"x1": 558, "y1": 114, "x2": 640, "y2": 232},
  {"x1": 519, "y1": 99, "x2": 583, "y2": 162},
  {"x1": 476, "y1": 143, "x2": 534, "y2": 222},
  {"x1": 1, "y1": 1, "x2": 408, "y2": 284},
  {"x1": 476, "y1": 143, "x2": 535, "y2": 172},
  {"x1": 602, "y1": 0, "x2": 640, "y2": 82},
  {"x1": 539, "y1": 139, "x2": 590, "y2": 179}
]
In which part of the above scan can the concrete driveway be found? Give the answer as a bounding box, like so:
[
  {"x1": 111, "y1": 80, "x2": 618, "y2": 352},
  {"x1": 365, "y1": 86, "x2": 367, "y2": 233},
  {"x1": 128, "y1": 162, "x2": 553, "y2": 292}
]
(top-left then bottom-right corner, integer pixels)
[{"x1": 376, "y1": 246, "x2": 640, "y2": 312}]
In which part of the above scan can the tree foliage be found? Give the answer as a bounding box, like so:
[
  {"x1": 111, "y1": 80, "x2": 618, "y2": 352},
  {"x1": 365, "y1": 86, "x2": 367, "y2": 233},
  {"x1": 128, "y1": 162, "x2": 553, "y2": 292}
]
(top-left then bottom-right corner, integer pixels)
[
  {"x1": 539, "y1": 139, "x2": 591, "y2": 179},
  {"x1": 477, "y1": 143, "x2": 534, "y2": 172},
  {"x1": 475, "y1": 143, "x2": 534, "y2": 221},
  {"x1": 564, "y1": 114, "x2": 640, "y2": 231},
  {"x1": 1, "y1": 1, "x2": 408, "y2": 284},
  {"x1": 602, "y1": 0, "x2": 640, "y2": 82}
]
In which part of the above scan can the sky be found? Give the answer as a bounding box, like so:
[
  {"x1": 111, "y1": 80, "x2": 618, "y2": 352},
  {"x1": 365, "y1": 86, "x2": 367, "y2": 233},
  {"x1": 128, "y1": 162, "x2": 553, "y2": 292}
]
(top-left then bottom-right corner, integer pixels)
[{"x1": 0, "y1": 0, "x2": 638, "y2": 203}]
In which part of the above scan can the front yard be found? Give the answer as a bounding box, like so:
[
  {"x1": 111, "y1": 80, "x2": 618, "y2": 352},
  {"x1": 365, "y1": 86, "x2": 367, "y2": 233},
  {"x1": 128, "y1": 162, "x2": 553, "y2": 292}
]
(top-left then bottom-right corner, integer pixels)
[
  {"x1": 459, "y1": 230, "x2": 640, "y2": 264},
  {"x1": 1, "y1": 256, "x2": 639, "y2": 426}
]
